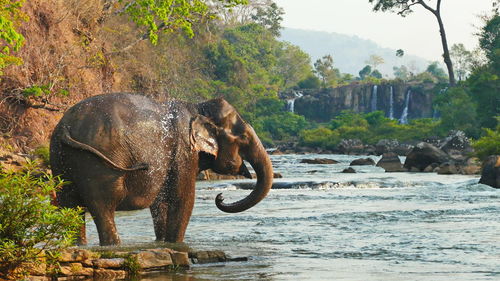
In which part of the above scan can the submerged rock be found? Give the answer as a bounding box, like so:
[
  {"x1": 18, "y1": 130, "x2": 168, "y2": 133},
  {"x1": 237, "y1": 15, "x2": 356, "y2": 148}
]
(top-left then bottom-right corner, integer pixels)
[
  {"x1": 300, "y1": 158, "x2": 339, "y2": 164},
  {"x1": 342, "y1": 167, "x2": 356, "y2": 173},
  {"x1": 350, "y1": 158, "x2": 375, "y2": 166}
]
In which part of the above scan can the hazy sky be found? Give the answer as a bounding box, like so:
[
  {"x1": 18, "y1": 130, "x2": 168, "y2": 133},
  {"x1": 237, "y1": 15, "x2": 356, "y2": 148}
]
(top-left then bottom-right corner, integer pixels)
[{"x1": 274, "y1": 0, "x2": 493, "y2": 61}]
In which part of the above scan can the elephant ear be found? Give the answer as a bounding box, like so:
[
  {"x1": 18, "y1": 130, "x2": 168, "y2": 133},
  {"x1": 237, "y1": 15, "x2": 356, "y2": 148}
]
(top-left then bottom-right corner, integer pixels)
[{"x1": 190, "y1": 115, "x2": 219, "y2": 157}]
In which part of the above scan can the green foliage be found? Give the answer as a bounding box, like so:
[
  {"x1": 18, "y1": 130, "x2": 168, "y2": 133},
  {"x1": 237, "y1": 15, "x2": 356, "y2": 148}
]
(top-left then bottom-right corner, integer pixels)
[
  {"x1": 433, "y1": 87, "x2": 479, "y2": 137},
  {"x1": 22, "y1": 84, "x2": 70, "y2": 98},
  {"x1": 123, "y1": 254, "x2": 141, "y2": 275},
  {"x1": 33, "y1": 145, "x2": 50, "y2": 166},
  {"x1": 118, "y1": 0, "x2": 247, "y2": 43},
  {"x1": 313, "y1": 54, "x2": 340, "y2": 87},
  {"x1": 250, "y1": 1, "x2": 284, "y2": 37},
  {"x1": 299, "y1": 110, "x2": 442, "y2": 150},
  {"x1": 0, "y1": 0, "x2": 28, "y2": 74},
  {"x1": 247, "y1": 97, "x2": 309, "y2": 145},
  {"x1": 473, "y1": 125, "x2": 500, "y2": 160},
  {"x1": 299, "y1": 127, "x2": 340, "y2": 150},
  {"x1": 297, "y1": 74, "x2": 321, "y2": 89},
  {"x1": 276, "y1": 42, "x2": 312, "y2": 89},
  {"x1": 393, "y1": 65, "x2": 409, "y2": 80},
  {"x1": 358, "y1": 65, "x2": 372, "y2": 80},
  {"x1": 0, "y1": 162, "x2": 83, "y2": 279},
  {"x1": 425, "y1": 61, "x2": 448, "y2": 82}
]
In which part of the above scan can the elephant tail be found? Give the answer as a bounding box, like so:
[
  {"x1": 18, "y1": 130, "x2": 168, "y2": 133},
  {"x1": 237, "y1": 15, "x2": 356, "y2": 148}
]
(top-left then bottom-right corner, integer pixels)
[{"x1": 60, "y1": 126, "x2": 149, "y2": 172}]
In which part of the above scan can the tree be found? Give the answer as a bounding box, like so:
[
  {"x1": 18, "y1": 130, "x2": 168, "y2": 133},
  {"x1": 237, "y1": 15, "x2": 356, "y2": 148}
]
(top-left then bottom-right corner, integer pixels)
[
  {"x1": 467, "y1": 13, "x2": 500, "y2": 129},
  {"x1": 365, "y1": 54, "x2": 385, "y2": 70},
  {"x1": 450, "y1": 43, "x2": 472, "y2": 81},
  {"x1": 276, "y1": 42, "x2": 313, "y2": 89},
  {"x1": 314, "y1": 55, "x2": 339, "y2": 87},
  {"x1": 0, "y1": 0, "x2": 27, "y2": 74},
  {"x1": 425, "y1": 61, "x2": 447, "y2": 82},
  {"x1": 434, "y1": 87, "x2": 479, "y2": 137},
  {"x1": 396, "y1": 49, "x2": 405, "y2": 57},
  {"x1": 368, "y1": 0, "x2": 456, "y2": 86},
  {"x1": 359, "y1": 65, "x2": 372, "y2": 80},
  {"x1": 251, "y1": 1, "x2": 284, "y2": 36},
  {"x1": 393, "y1": 65, "x2": 410, "y2": 80},
  {"x1": 105, "y1": 0, "x2": 247, "y2": 51}
]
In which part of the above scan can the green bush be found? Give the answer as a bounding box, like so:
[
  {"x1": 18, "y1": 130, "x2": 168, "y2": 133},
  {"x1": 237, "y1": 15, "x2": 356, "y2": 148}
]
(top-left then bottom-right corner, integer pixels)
[
  {"x1": 33, "y1": 146, "x2": 50, "y2": 166},
  {"x1": 0, "y1": 162, "x2": 83, "y2": 279},
  {"x1": 299, "y1": 127, "x2": 340, "y2": 150},
  {"x1": 473, "y1": 127, "x2": 500, "y2": 160}
]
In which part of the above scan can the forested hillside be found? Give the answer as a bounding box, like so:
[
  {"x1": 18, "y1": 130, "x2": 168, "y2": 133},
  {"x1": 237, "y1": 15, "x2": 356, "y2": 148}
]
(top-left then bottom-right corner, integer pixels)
[
  {"x1": 0, "y1": 0, "x2": 498, "y2": 158},
  {"x1": 280, "y1": 27, "x2": 429, "y2": 76}
]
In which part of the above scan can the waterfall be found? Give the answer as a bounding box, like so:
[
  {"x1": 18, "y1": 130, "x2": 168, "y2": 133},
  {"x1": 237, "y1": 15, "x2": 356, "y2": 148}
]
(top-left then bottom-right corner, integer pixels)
[
  {"x1": 287, "y1": 92, "x2": 303, "y2": 113},
  {"x1": 371, "y1": 85, "x2": 378, "y2": 111},
  {"x1": 287, "y1": 99, "x2": 296, "y2": 113},
  {"x1": 389, "y1": 86, "x2": 394, "y2": 119},
  {"x1": 399, "y1": 89, "x2": 411, "y2": 124}
]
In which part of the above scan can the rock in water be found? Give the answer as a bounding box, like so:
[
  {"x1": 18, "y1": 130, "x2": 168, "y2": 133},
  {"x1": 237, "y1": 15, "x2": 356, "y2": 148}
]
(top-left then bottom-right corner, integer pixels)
[
  {"x1": 376, "y1": 153, "x2": 406, "y2": 172},
  {"x1": 342, "y1": 167, "x2": 356, "y2": 173},
  {"x1": 479, "y1": 155, "x2": 500, "y2": 188},
  {"x1": 404, "y1": 142, "x2": 449, "y2": 171},
  {"x1": 300, "y1": 158, "x2": 339, "y2": 164},
  {"x1": 350, "y1": 158, "x2": 375, "y2": 166}
]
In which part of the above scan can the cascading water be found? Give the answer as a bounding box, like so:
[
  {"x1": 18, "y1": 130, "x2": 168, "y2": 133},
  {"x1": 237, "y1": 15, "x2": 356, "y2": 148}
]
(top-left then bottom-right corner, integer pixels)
[
  {"x1": 371, "y1": 85, "x2": 378, "y2": 111},
  {"x1": 287, "y1": 99, "x2": 295, "y2": 113},
  {"x1": 287, "y1": 92, "x2": 303, "y2": 113},
  {"x1": 399, "y1": 89, "x2": 411, "y2": 124},
  {"x1": 389, "y1": 86, "x2": 394, "y2": 119}
]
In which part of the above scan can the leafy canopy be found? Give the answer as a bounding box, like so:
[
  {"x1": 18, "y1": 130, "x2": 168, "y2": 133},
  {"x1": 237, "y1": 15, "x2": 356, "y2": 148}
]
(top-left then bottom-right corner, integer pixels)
[
  {"x1": 0, "y1": 0, "x2": 28, "y2": 74},
  {"x1": 119, "y1": 0, "x2": 248, "y2": 44}
]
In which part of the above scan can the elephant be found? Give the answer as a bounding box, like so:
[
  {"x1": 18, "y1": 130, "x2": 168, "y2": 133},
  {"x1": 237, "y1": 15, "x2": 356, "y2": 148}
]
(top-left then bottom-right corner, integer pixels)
[{"x1": 50, "y1": 93, "x2": 273, "y2": 246}]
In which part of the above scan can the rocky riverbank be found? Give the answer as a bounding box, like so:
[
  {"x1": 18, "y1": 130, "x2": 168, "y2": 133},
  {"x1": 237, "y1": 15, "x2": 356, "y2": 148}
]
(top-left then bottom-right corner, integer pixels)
[{"x1": 24, "y1": 247, "x2": 244, "y2": 280}]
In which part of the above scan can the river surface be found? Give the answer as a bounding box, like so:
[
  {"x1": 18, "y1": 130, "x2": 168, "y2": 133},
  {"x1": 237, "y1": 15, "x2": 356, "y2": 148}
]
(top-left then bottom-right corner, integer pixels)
[{"x1": 85, "y1": 154, "x2": 499, "y2": 280}]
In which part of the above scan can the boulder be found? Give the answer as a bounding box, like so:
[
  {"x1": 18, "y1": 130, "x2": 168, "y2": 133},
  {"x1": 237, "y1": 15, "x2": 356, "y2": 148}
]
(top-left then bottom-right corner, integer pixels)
[
  {"x1": 461, "y1": 157, "x2": 481, "y2": 175},
  {"x1": 350, "y1": 158, "x2": 375, "y2": 166},
  {"x1": 133, "y1": 249, "x2": 173, "y2": 269},
  {"x1": 375, "y1": 139, "x2": 399, "y2": 155},
  {"x1": 403, "y1": 142, "x2": 449, "y2": 171},
  {"x1": 440, "y1": 130, "x2": 473, "y2": 155},
  {"x1": 479, "y1": 155, "x2": 500, "y2": 188},
  {"x1": 337, "y1": 139, "x2": 365, "y2": 155},
  {"x1": 423, "y1": 163, "x2": 439, "y2": 173},
  {"x1": 376, "y1": 153, "x2": 406, "y2": 172},
  {"x1": 342, "y1": 167, "x2": 356, "y2": 173},
  {"x1": 437, "y1": 162, "x2": 460, "y2": 175},
  {"x1": 300, "y1": 158, "x2": 339, "y2": 164},
  {"x1": 393, "y1": 143, "x2": 414, "y2": 156}
]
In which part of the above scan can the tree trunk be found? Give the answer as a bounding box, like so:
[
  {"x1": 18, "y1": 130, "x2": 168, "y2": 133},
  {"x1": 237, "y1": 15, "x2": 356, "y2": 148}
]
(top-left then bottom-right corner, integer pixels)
[{"x1": 435, "y1": 11, "x2": 456, "y2": 86}]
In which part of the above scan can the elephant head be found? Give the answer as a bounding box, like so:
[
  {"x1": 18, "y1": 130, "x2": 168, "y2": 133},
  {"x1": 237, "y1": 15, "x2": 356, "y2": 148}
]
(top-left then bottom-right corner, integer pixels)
[{"x1": 195, "y1": 98, "x2": 273, "y2": 213}]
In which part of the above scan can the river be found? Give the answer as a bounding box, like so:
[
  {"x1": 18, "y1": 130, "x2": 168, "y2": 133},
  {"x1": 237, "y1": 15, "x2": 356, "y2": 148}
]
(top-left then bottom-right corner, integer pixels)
[{"x1": 85, "y1": 154, "x2": 499, "y2": 280}]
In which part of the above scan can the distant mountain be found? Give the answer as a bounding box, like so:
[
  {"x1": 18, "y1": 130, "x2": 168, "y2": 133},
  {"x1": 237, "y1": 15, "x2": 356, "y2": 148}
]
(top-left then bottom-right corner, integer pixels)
[{"x1": 280, "y1": 27, "x2": 431, "y2": 77}]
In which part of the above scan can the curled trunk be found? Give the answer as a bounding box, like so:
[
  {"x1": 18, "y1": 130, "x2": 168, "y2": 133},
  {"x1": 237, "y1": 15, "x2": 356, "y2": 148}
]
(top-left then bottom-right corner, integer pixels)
[{"x1": 215, "y1": 130, "x2": 273, "y2": 213}]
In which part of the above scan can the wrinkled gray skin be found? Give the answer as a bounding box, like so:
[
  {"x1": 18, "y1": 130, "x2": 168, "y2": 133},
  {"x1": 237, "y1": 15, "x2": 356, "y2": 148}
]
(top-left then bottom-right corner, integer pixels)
[{"x1": 50, "y1": 93, "x2": 273, "y2": 246}]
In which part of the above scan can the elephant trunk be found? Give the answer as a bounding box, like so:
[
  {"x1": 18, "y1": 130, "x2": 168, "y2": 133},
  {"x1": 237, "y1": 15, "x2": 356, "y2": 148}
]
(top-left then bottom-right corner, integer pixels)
[{"x1": 215, "y1": 129, "x2": 273, "y2": 213}]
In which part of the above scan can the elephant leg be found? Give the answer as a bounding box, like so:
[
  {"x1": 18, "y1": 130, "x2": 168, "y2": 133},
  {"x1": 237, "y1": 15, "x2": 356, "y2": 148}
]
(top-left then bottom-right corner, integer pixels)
[
  {"x1": 76, "y1": 211, "x2": 87, "y2": 245},
  {"x1": 87, "y1": 206, "x2": 120, "y2": 246},
  {"x1": 164, "y1": 165, "x2": 197, "y2": 242},
  {"x1": 150, "y1": 196, "x2": 169, "y2": 241}
]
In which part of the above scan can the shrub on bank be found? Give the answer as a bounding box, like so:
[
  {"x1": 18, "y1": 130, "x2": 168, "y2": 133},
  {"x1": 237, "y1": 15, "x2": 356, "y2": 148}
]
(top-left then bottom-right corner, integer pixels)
[
  {"x1": 0, "y1": 162, "x2": 83, "y2": 279},
  {"x1": 473, "y1": 127, "x2": 500, "y2": 160}
]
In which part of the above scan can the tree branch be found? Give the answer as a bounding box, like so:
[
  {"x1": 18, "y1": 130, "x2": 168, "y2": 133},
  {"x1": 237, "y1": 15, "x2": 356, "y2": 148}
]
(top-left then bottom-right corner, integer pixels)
[{"x1": 417, "y1": 0, "x2": 438, "y2": 16}]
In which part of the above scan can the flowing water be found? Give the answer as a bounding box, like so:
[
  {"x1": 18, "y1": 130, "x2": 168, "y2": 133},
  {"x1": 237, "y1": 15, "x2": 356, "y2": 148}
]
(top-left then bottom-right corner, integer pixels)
[
  {"x1": 85, "y1": 154, "x2": 499, "y2": 280},
  {"x1": 389, "y1": 86, "x2": 394, "y2": 119},
  {"x1": 399, "y1": 90, "x2": 411, "y2": 124},
  {"x1": 371, "y1": 85, "x2": 378, "y2": 112}
]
